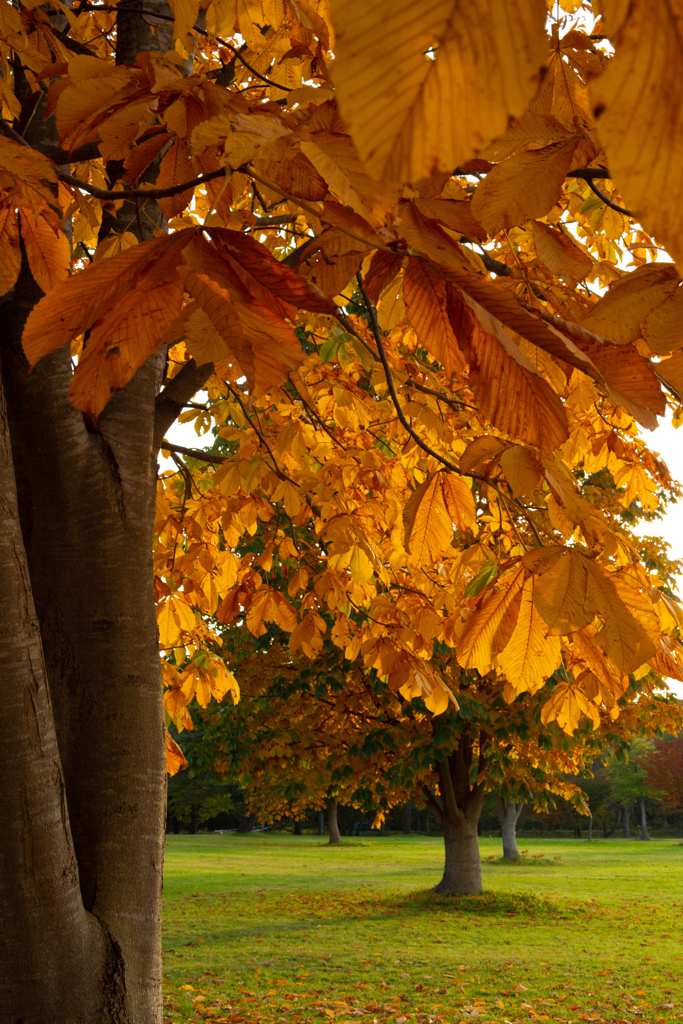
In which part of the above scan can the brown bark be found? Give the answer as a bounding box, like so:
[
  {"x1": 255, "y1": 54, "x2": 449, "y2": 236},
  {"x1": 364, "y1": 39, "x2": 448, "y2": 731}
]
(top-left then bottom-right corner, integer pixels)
[
  {"x1": 327, "y1": 797, "x2": 341, "y2": 844},
  {"x1": 1, "y1": 257, "x2": 166, "y2": 1021},
  {"x1": 432, "y1": 736, "x2": 487, "y2": 894},
  {"x1": 0, "y1": 361, "x2": 119, "y2": 1020}
]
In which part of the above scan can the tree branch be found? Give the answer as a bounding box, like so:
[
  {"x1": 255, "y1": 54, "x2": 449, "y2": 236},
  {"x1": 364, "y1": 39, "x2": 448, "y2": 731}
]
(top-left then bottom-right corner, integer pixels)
[
  {"x1": 58, "y1": 166, "x2": 227, "y2": 201},
  {"x1": 159, "y1": 441, "x2": 224, "y2": 465},
  {"x1": 354, "y1": 270, "x2": 467, "y2": 477},
  {"x1": 567, "y1": 168, "x2": 632, "y2": 215},
  {"x1": 154, "y1": 358, "x2": 214, "y2": 452}
]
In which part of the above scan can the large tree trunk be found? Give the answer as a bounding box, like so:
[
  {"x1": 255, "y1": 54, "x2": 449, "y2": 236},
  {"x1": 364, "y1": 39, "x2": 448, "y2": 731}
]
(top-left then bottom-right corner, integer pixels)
[
  {"x1": 437, "y1": 813, "x2": 483, "y2": 894},
  {"x1": 498, "y1": 798, "x2": 523, "y2": 860},
  {"x1": 432, "y1": 741, "x2": 487, "y2": 894},
  {"x1": 1, "y1": 270, "x2": 166, "y2": 1022},
  {"x1": 327, "y1": 798, "x2": 341, "y2": 845},
  {"x1": 0, "y1": 364, "x2": 120, "y2": 1021},
  {"x1": 0, "y1": 8, "x2": 184, "y2": 1017}
]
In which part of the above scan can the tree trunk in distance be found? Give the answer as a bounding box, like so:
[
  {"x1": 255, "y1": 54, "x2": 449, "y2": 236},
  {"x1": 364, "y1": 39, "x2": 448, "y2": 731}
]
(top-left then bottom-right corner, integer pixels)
[
  {"x1": 498, "y1": 798, "x2": 523, "y2": 859},
  {"x1": 662, "y1": 813, "x2": 668, "y2": 832},
  {"x1": 622, "y1": 802, "x2": 631, "y2": 839},
  {"x1": 588, "y1": 814, "x2": 593, "y2": 841},
  {"x1": 606, "y1": 804, "x2": 621, "y2": 838},
  {"x1": 237, "y1": 813, "x2": 257, "y2": 833},
  {"x1": 402, "y1": 804, "x2": 412, "y2": 834},
  {"x1": 327, "y1": 798, "x2": 341, "y2": 845},
  {"x1": 424, "y1": 811, "x2": 431, "y2": 835},
  {"x1": 318, "y1": 809, "x2": 324, "y2": 835},
  {"x1": 294, "y1": 820, "x2": 302, "y2": 836},
  {"x1": 639, "y1": 797, "x2": 648, "y2": 840}
]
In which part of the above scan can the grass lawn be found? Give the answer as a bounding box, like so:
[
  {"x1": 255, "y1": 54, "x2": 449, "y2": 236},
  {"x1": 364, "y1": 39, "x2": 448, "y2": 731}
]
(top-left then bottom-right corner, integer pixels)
[{"x1": 162, "y1": 833, "x2": 683, "y2": 1024}]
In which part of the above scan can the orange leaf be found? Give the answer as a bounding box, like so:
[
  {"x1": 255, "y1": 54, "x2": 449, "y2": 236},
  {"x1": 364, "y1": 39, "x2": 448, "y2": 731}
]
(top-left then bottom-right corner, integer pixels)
[
  {"x1": 19, "y1": 209, "x2": 70, "y2": 293},
  {"x1": 22, "y1": 230, "x2": 192, "y2": 367},
  {"x1": 0, "y1": 203, "x2": 21, "y2": 294}
]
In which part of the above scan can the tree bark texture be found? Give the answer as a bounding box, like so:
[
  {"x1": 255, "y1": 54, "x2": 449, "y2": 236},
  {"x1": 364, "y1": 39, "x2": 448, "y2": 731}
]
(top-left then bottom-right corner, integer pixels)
[
  {"x1": 498, "y1": 798, "x2": 523, "y2": 859},
  {"x1": 433, "y1": 740, "x2": 486, "y2": 894},
  {"x1": 327, "y1": 798, "x2": 341, "y2": 844},
  {"x1": 0, "y1": 7, "x2": 171, "y2": 1012},
  {"x1": 1, "y1": 260, "x2": 166, "y2": 1022}
]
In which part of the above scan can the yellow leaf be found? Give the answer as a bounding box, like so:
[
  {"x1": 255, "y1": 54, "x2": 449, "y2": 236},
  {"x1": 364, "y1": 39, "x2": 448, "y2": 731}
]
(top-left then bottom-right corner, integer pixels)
[
  {"x1": 19, "y1": 210, "x2": 70, "y2": 293},
  {"x1": 441, "y1": 475, "x2": 476, "y2": 532},
  {"x1": 423, "y1": 683, "x2": 450, "y2": 715},
  {"x1": 403, "y1": 472, "x2": 453, "y2": 567},
  {"x1": 247, "y1": 589, "x2": 298, "y2": 636},
  {"x1": 541, "y1": 683, "x2": 599, "y2": 734},
  {"x1": 531, "y1": 221, "x2": 592, "y2": 285},
  {"x1": 0, "y1": 136, "x2": 58, "y2": 204},
  {"x1": 644, "y1": 284, "x2": 683, "y2": 355},
  {"x1": 289, "y1": 614, "x2": 324, "y2": 659},
  {"x1": 497, "y1": 576, "x2": 562, "y2": 695},
  {"x1": 158, "y1": 593, "x2": 195, "y2": 647},
  {"x1": 590, "y1": 0, "x2": 683, "y2": 276},
  {"x1": 94, "y1": 231, "x2": 138, "y2": 261},
  {"x1": 471, "y1": 138, "x2": 579, "y2": 236},
  {"x1": 530, "y1": 548, "x2": 592, "y2": 636},
  {"x1": 580, "y1": 264, "x2": 680, "y2": 345},
  {"x1": 498, "y1": 446, "x2": 543, "y2": 498},
  {"x1": 330, "y1": 0, "x2": 548, "y2": 183},
  {"x1": 654, "y1": 350, "x2": 683, "y2": 401},
  {"x1": 167, "y1": 0, "x2": 199, "y2": 39},
  {"x1": 456, "y1": 567, "x2": 525, "y2": 676},
  {"x1": 349, "y1": 544, "x2": 374, "y2": 585}
]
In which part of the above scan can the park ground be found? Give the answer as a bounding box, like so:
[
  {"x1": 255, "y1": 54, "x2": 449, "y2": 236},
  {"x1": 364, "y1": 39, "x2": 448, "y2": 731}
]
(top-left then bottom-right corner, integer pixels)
[{"x1": 162, "y1": 834, "x2": 683, "y2": 1024}]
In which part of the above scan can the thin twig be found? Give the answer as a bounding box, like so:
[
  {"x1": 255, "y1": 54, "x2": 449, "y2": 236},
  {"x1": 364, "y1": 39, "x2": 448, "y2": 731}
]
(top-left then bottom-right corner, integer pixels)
[
  {"x1": 582, "y1": 177, "x2": 632, "y2": 216},
  {"x1": 226, "y1": 384, "x2": 299, "y2": 485},
  {"x1": 354, "y1": 270, "x2": 464, "y2": 477}
]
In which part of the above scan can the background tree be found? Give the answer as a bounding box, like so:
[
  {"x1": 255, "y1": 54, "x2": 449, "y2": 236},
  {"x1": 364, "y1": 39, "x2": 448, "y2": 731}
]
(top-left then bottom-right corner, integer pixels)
[{"x1": 638, "y1": 736, "x2": 683, "y2": 834}]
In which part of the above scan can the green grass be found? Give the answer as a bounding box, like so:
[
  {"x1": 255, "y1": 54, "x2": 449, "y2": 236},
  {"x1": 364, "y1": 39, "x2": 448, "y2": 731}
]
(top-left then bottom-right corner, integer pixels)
[{"x1": 162, "y1": 834, "x2": 683, "y2": 1024}]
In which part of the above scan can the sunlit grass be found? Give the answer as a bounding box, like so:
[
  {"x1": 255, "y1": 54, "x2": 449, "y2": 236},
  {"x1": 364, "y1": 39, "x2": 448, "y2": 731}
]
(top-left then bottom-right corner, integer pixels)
[{"x1": 162, "y1": 834, "x2": 683, "y2": 1023}]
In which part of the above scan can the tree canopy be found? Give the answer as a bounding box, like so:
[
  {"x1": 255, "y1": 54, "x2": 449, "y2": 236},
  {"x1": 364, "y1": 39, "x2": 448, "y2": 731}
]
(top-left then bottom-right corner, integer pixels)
[{"x1": 4, "y1": 0, "x2": 683, "y2": 1018}]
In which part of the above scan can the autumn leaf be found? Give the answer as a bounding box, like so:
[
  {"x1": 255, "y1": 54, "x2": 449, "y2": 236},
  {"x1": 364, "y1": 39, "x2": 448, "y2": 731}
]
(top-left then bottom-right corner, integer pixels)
[
  {"x1": 531, "y1": 221, "x2": 592, "y2": 284},
  {"x1": 472, "y1": 138, "x2": 579, "y2": 235},
  {"x1": 591, "y1": 0, "x2": 683, "y2": 276},
  {"x1": 331, "y1": 0, "x2": 548, "y2": 183},
  {"x1": 403, "y1": 472, "x2": 454, "y2": 567}
]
